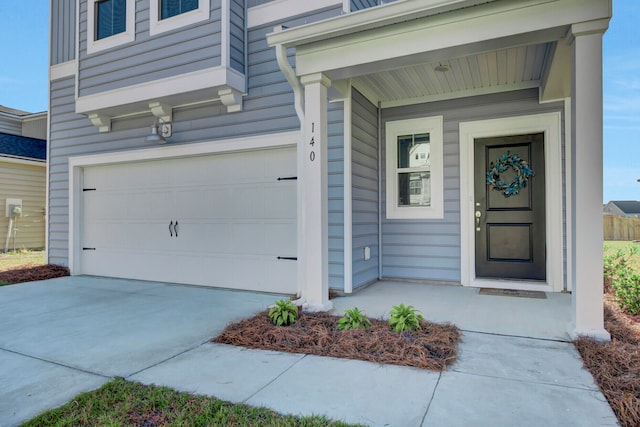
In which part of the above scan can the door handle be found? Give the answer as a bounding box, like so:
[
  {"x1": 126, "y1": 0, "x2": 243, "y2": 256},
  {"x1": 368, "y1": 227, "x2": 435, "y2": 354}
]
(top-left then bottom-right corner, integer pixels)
[
  {"x1": 475, "y1": 211, "x2": 482, "y2": 231},
  {"x1": 174, "y1": 220, "x2": 179, "y2": 237},
  {"x1": 169, "y1": 220, "x2": 174, "y2": 237}
]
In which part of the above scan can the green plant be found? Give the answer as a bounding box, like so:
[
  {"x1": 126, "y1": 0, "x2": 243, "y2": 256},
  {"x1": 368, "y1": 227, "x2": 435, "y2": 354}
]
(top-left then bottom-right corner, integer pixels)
[
  {"x1": 268, "y1": 299, "x2": 298, "y2": 326},
  {"x1": 612, "y1": 268, "x2": 640, "y2": 315},
  {"x1": 388, "y1": 304, "x2": 424, "y2": 332},
  {"x1": 337, "y1": 307, "x2": 371, "y2": 330}
]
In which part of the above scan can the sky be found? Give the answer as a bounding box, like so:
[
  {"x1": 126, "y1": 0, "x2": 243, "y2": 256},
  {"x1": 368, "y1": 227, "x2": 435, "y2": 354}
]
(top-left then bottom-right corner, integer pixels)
[{"x1": 0, "y1": 0, "x2": 637, "y2": 202}]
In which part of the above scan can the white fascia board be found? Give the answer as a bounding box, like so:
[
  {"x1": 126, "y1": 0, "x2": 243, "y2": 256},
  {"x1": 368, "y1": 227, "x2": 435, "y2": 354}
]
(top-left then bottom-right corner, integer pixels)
[
  {"x1": 292, "y1": 0, "x2": 611, "y2": 77},
  {"x1": 267, "y1": 0, "x2": 500, "y2": 47},
  {"x1": 75, "y1": 66, "x2": 246, "y2": 115},
  {"x1": 50, "y1": 61, "x2": 77, "y2": 81},
  {"x1": 248, "y1": 0, "x2": 343, "y2": 29},
  {"x1": 0, "y1": 156, "x2": 46, "y2": 167}
]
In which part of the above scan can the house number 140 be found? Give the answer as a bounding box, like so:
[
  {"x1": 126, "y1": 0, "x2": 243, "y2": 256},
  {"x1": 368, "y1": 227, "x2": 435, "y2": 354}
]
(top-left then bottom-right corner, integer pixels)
[{"x1": 309, "y1": 122, "x2": 316, "y2": 162}]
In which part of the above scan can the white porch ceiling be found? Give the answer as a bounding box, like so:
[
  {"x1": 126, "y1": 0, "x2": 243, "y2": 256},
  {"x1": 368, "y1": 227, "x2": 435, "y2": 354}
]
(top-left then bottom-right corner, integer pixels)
[{"x1": 352, "y1": 42, "x2": 552, "y2": 107}]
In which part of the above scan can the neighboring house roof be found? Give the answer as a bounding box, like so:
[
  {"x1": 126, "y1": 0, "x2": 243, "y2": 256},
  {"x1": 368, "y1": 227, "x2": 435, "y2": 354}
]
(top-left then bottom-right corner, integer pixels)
[
  {"x1": 0, "y1": 105, "x2": 31, "y2": 116},
  {"x1": 608, "y1": 201, "x2": 640, "y2": 216},
  {"x1": 0, "y1": 132, "x2": 46, "y2": 161}
]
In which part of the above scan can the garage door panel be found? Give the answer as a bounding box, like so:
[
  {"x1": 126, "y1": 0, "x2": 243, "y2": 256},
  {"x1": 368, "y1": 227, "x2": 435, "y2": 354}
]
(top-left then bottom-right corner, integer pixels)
[{"x1": 81, "y1": 146, "x2": 297, "y2": 294}]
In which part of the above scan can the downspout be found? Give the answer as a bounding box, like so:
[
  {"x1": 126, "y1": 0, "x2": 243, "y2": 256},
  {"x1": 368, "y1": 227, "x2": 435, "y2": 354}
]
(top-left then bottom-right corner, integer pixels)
[
  {"x1": 4, "y1": 218, "x2": 13, "y2": 253},
  {"x1": 377, "y1": 101, "x2": 383, "y2": 279},
  {"x1": 273, "y1": 27, "x2": 306, "y2": 302},
  {"x1": 343, "y1": 82, "x2": 353, "y2": 293}
]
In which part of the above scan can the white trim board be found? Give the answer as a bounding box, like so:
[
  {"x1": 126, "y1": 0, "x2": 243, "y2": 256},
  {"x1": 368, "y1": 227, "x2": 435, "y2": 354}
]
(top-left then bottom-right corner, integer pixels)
[
  {"x1": 248, "y1": 0, "x2": 343, "y2": 28},
  {"x1": 459, "y1": 112, "x2": 564, "y2": 292},
  {"x1": 68, "y1": 131, "x2": 300, "y2": 275}
]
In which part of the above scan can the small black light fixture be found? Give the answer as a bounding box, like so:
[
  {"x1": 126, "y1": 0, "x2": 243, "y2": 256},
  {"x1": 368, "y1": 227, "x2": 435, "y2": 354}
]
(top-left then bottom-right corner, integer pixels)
[{"x1": 145, "y1": 120, "x2": 172, "y2": 144}]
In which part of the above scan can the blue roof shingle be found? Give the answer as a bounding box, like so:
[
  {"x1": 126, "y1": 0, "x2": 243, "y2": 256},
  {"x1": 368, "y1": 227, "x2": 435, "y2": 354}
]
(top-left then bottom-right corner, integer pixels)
[{"x1": 0, "y1": 133, "x2": 46, "y2": 161}]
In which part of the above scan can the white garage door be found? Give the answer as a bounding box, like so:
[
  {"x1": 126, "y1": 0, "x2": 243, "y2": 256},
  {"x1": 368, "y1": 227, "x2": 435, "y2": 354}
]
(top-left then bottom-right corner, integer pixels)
[{"x1": 80, "y1": 146, "x2": 297, "y2": 294}]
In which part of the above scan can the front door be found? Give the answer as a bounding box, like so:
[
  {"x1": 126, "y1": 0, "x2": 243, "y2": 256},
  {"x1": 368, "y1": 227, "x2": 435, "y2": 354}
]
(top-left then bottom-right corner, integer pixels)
[{"x1": 474, "y1": 133, "x2": 545, "y2": 281}]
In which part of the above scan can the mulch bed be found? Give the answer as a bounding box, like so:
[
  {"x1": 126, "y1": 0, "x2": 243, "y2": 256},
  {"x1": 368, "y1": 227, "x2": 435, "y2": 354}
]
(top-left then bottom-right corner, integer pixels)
[
  {"x1": 0, "y1": 264, "x2": 69, "y2": 284},
  {"x1": 574, "y1": 295, "x2": 640, "y2": 427},
  {"x1": 214, "y1": 310, "x2": 461, "y2": 371}
]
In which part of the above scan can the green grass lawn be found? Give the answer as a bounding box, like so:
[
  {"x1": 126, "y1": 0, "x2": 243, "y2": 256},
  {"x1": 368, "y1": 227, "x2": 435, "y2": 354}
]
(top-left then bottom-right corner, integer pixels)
[
  {"x1": 22, "y1": 378, "x2": 361, "y2": 427},
  {"x1": 0, "y1": 250, "x2": 46, "y2": 272}
]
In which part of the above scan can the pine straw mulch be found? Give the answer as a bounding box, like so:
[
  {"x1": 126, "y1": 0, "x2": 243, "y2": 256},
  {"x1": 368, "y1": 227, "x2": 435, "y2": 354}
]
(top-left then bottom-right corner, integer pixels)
[
  {"x1": 574, "y1": 294, "x2": 640, "y2": 427},
  {"x1": 0, "y1": 264, "x2": 70, "y2": 284},
  {"x1": 213, "y1": 310, "x2": 461, "y2": 371}
]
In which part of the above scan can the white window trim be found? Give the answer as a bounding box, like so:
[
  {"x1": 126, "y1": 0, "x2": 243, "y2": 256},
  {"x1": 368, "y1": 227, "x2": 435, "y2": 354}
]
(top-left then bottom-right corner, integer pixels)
[
  {"x1": 385, "y1": 116, "x2": 444, "y2": 219},
  {"x1": 86, "y1": 0, "x2": 136, "y2": 54},
  {"x1": 149, "y1": 0, "x2": 210, "y2": 36}
]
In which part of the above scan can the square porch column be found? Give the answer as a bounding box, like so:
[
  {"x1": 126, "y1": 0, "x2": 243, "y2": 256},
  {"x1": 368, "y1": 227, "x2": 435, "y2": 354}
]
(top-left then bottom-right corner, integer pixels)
[
  {"x1": 300, "y1": 73, "x2": 333, "y2": 312},
  {"x1": 567, "y1": 19, "x2": 610, "y2": 341}
]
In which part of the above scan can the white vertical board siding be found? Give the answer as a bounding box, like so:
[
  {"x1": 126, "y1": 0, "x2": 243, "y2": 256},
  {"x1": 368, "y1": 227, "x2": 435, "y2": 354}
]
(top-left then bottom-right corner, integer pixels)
[
  {"x1": 0, "y1": 162, "x2": 46, "y2": 250},
  {"x1": 50, "y1": 0, "x2": 76, "y2": 65},
  {"x1": 328, "y1": 102, "x2": 345, "y2": 289},
  {"x1": 78, "y1": 0, "x2": 223, "y2": 97},
  {"x1": 381, "y1": 89, "x2": 564, "y2": 283},
  {"x1": 351, "y1": 88, "x2": 379, "y2": 288}
]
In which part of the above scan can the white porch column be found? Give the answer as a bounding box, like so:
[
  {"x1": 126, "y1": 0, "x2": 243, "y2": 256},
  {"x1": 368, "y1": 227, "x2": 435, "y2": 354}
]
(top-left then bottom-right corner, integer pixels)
[
  {"x1": 567, "y1": 20, "x2": 610, "y2": 341},
  {"x1": 300, "y1": 73, "x2": 333, "y2": 312}
]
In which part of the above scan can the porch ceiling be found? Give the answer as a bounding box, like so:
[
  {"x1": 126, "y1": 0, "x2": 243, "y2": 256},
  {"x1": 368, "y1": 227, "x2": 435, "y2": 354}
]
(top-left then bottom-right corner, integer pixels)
[{"x1": 350, "y1": 42, "x2": 552, "y2": 108}]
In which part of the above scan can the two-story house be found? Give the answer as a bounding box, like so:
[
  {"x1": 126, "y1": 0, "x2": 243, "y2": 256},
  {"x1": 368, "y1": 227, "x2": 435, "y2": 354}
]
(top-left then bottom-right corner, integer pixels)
[
  {"x1": 0, "y1": 106, "x2": 47, "y2": 252},
  {"x1": 48, "y1": 0, "x2": 612, "y2": 340}
]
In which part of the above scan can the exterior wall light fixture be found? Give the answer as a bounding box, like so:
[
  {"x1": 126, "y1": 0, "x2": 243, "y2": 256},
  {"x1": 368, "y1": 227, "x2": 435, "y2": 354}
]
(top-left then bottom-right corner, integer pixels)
[{"x1": 145, "y1": 120, "x2": 172, "y2": 144}]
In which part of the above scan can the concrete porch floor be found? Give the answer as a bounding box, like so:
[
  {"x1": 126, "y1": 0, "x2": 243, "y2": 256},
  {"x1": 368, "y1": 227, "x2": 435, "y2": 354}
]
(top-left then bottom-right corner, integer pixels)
[{"x1": 330, "y1": 281, "x2": 572, "y2": 341}]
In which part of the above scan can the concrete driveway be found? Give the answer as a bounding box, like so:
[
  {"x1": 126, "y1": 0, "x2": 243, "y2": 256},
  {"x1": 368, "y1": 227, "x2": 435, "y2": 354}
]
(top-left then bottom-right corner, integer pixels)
[
  {"x1": 0, "y1": 276, "x2": 280, "y2": 426},
  {"x1": 1, "y1": 276, "x2": 618, "y2": 427}
]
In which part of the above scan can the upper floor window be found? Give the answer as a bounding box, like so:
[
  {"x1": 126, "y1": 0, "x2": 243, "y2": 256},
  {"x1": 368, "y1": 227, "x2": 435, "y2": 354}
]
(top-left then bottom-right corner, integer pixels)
[
  {"x1": 150, "y1": 0, "x2": 209, "y2": 35},
  {"x1": 87, "y1": 0, "x2": 135, "y2": 54},
  {"x1": 96, "y1": 0, "x2": 126, "y2": 40},
  {"x1": 385, "y1": 116, "x2": 444, "y2": 219},
  {"x1": 161, "y1": 0, "x2": 199, "y2": 20}
]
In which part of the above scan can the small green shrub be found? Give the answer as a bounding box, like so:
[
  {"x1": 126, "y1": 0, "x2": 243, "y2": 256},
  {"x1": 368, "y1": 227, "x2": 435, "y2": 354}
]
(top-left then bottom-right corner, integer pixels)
[
  {"x1": 388, "y1": 304, "x2": 424, "y2": 332},
  {"x1": 268, "y1": 299, "x2": 298, "y2": 326},
  {"x1": 612, "y1": 269, "x2": 640, "y2": 315},
  {"x1": 337, "y1": 307, "x2": 371, "y2": 330},
  {"x1": 0, "y1": 280, "x2": 9, "y2": 286}
]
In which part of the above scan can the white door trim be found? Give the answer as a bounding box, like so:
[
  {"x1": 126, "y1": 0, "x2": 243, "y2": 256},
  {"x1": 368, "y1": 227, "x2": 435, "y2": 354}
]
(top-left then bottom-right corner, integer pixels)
[
  {"x1": 459, "y1": 112, "x2": 563, "y2": 292},
  {"x1": 68, "y1": 131, "x2": 300, "y2": 276}
]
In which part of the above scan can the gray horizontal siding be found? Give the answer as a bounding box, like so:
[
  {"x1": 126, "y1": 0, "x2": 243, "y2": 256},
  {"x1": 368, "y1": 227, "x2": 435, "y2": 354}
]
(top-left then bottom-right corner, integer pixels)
[
  {"x1": 381, "y1": 88, "x2": 563, "y2": 283},
  {"x1": 247, "y1": 0, "x2": 272, "y2": 6},
  {"x1": 328, "y1": 102, "x2": 345, "y2": 290},
  {"x1": 0, "y1": 119, "x2": 21, "y2": 136},
  {"x1": 0, "y1": 162, "x2": 46, "y2": 250},
  {"x1": 230, "y1": 0, "x2": 246, "y2": 73},
  {"x1": 351, "y1": 0, "x2": 379, "y2": 11},
  {"x1": 351, "y1": 88, "x2": 379, "y2": 289},
  {"x1": 48, "y1": 7, "x2": 343, "y2": 267},
  {"x1": 78, "y1": 0, "x2": 223, "y2": 97},
  {"x1": 50, "y1": 0, "x2": 76, "y2": 65}
]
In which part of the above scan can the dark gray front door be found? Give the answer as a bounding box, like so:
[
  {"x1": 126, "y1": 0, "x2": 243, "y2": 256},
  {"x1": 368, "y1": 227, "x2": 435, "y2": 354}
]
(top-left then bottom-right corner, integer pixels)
[{"x1": 474, "y1": 133, "x2": 546, "y2": 280}]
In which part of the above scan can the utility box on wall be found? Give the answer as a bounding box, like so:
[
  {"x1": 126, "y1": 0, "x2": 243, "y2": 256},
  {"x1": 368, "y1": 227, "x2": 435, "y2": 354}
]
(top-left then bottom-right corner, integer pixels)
[{"x1": 5, "y1": 198, "x2": 22, "y2": 218}]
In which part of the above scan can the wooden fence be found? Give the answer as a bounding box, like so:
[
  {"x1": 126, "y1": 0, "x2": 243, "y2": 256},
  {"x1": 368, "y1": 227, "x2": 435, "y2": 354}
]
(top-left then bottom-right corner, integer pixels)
[{"x1": 603, "y1": 215, "x2": 640, "y2": 241}]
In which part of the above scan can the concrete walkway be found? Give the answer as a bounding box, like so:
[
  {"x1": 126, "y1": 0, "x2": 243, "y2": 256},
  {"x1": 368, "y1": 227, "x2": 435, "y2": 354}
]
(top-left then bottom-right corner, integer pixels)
[{"x1": 0, "y1": 277, "x2": 618, "y2": 426}]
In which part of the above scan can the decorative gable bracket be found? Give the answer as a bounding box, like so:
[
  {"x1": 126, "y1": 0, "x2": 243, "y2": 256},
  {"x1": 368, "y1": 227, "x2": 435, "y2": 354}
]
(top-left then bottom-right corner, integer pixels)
[
  {"x1": 218, "y1": 88, "x2": 243, "y2": 113},
  {"x1": 88, "y1": 113, "x2": 111, "y2": 133}
]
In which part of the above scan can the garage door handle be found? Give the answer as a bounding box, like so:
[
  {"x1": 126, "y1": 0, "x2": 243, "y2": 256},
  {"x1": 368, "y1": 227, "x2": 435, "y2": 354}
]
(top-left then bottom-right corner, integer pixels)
[
  {"x1": 169, "y1": 221, "x2": 174, "y2": 237},
  {"x1": 174, "y1": 221, "x2": 179, "y2": 237}
]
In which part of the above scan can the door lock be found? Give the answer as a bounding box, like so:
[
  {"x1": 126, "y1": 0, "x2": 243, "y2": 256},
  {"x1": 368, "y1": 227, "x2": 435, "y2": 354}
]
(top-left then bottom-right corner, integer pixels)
[{"x1": 475, "y1": 210, "x2": 482, "y2": 231}]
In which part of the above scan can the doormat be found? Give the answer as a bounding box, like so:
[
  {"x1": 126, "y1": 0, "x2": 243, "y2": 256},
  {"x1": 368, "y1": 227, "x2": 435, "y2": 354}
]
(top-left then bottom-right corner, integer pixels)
[{"x1": 478, "y1": 288, "x2": 547, "y2": 299}]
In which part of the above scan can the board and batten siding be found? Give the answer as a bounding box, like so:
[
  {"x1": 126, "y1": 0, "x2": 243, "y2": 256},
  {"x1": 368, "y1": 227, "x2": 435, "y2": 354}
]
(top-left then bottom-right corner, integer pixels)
[
  {"x1": 0, "y1": 162, "x2": 46, "y2": 250},
  {"x1": 48, "y1": 7, "x2": 345, "y2": 268},
  {"x1": 381, "y1": 89, "x2": 564, "y2": 283},
  {"x1": 77, "y1": 0, "x2": 223, "y2": 97},
  {"x1": 50, "y1": 0, "x2": 76, "y2": 65},
  {"x1": 351, "y1": 88, "x2": 379, "y2": 289}
]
